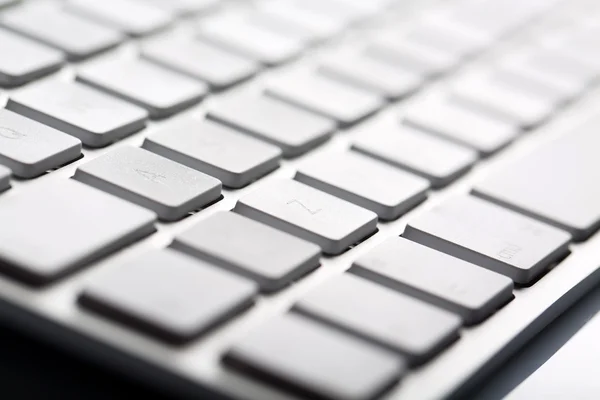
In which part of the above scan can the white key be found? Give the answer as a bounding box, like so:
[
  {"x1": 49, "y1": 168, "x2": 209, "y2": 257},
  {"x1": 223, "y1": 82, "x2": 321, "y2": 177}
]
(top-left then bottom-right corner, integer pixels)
[
  {"x1": 288, "y1": 0, "x2": 379, "y2": 26},
  {"x1": 0, "y1": 28, "x2": 64, "y2": 86},
  {"x1": 172, "y1": 211, "x2": 321, "y2": 292},
  {"x1": 319, "y1": 51, "x2": 424, "y2": 99},
  {"x1": 0, "y1": 165, "x2": 9, "y2": 192},
  {"x1": 255, "y1": 1, "x2": 344, "y2": 43},
  {"x1": 207, "y1": 92, "x2": 335, "y2": 157},
  {"x1": 143, "y1": 118, "x2": 281, "y2": 188},
  {"x1": 142, "y1": 35, "x2": 259, "y2": 90},
  {"x1": 197, "y1": 12, "x2": 304, "y2": 66},
  {"x1": 0, "y1": 4, "x2": 124, "y2": 60},
  {"x1": 473, "y1": 121, "x2": 600, "y2": 241},
  {"x1": 7, "y1": 79, "x2": 148, "y2": 147},
  {"x1": 0, "y1": 109, "x2": 81, "y2": 178},
  {"x1": 235, "y1": 179, "x2": 378, "y2": 255},
  {"x1": 496, "y1": 49, "x2": 596, "y2": 102},
  {"x1": 366, "y1": 36, "x2": 459, "y2": 77},
  {"x1": 403, "y1": 96, "x2": 519, "y2": 155},
  {"x1": 66, "y1": 0, "x2": 173, "y2": 37},
  {"x1": 80, "y1": 249, "x2": 257, "y2": 343},
  {"x1": 266, "y1": 68, "x2": 384, "y2": 127},
  {"x1": 404, "y1": 195, "x2": 572, "y2": 284},
  {"x1": 450, "y1": 72, "x2": 558, "y2": 129},
  {"x1": 145, "y1": 0, "x2": 221, "y2": 16},
  {"x1": 295, "y1": 273, "x2": 462, "y2": 365},
  {"x1": 77, "y1": 56, "x2": 207, "y2": 119},
  {"x1": 74, "y1": 146, "x2": 222, "y2": 221},
  {"x1": 351, "y1": 237, "x2": 514, "y2": 324},
  {"x1": 295, "y1": 151, "x2": 429, "y2": 220},
  {"x1": 0, "y1": 179, "x2": 156, "y2": 285},
  {"x1": 351, "y1": 115, "x2": 477, "y2": 188},
  {"x1": 224, "y1": 313, "x2": 405, "y2": 400}
]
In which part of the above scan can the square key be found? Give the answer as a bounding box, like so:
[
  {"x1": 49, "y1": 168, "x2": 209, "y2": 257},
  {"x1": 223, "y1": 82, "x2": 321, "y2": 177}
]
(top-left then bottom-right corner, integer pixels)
[
  {"x1": 80, "y1": 249, "x2": 257, "y2": 344},
  {"x1": 172, "y1": 211, "x2": 321, "y2": 292}
]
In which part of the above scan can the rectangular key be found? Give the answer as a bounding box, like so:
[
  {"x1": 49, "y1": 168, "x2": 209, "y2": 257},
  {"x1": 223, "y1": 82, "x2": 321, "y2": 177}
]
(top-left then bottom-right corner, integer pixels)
[
  {"x1": 74, "y1": 146, "x2": 221, "y2": 221},
  {"x1": 255, "y1": 1, "x2": 344, "y2": 43},
  {"x1": 403, "y1": 96, "x2": 519, "y2": 155},
  {"x1": 351, "y1": 115, "x2": 477, "y2": 188},
  {"x1": 224, "y1": 313, "x2": 405, "y2": 400},
  {"x1": 197, "y1": 12, "x2": 304, "y2": 66},
  {"x1": 366, "y1": 36, "x2": 459, "y2": 78},
  {"x1": 266, "y1": 69, "x2": 383, "y2": 127},
  {"x1": 146, "y1": 0, "x2": 221, "y2": 16},
  {"x1": 473, "y1": 122, "x2": 600, "y2": 241},
  {"x1": 295, "y1": 273, "x2": 461, "y2": 365},
  {"x1": 404, "y1": 195, "x2": 571, "y2": 284},
  {"x1": 77, "y1": 56, "x2": 207, "y2": 119},
  {"x1": 235, "y1": 179, "x2": 377, "y2": 255},
  {"x1": 318, "y1": 51, "x2": 424, "y2": 100},
  {"x1": 351, "y1": 237, "x2": 514, "y2": 324},
  {"x1": 79, "y1": 249, "x2": 257, "y2": 344},
  {"x1": 143, "y1": 118, "x2": 281, "y2": 188},
  {"x1": 66, "y1": 0, "x2": 173, "y2": 37},
  {"x1": 450, "y1": 72, "x2": 557, "y2": 129},
  {"x1": 0, "y1": 4, "x2": 124, "y2": 60},
  {"x1": 7, "y1": 79, "x2": 148, "y2": 148},
  {"x1": 0, "y1": 28, "x2": 64, "y2": 86},
  {"x1": 207, "y1": 92, "x2": 335, "y2": 157},
  {"x1": 172, "y1": 211, "x2": 321, "y2": 292},
  {"x1": 141, "y1": 35, "x2": 259, "y2": 90},
  {"x1": 295, "y1": 151, "x2": 429, "y2": 220},
  {"x1": 0, "y1": 179, "x2": 156, "y2": 285},
  {"x1": 0, "y1": 109, "x2": 81, "y2": 178},
  {"x1": 0, "y1": 165, "x2": 9, "y2": 192}
]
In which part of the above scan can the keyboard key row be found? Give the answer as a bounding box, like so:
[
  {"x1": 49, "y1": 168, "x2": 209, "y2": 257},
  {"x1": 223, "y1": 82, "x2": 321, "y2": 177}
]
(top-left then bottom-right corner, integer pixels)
[{"x1": 0, "y1": 108, "x2": 81, "y2": 178}]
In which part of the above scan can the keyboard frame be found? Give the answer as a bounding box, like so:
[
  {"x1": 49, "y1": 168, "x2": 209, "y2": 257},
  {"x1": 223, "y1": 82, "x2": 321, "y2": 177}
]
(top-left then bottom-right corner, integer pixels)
[{"x1": 1, "y1": 0, "x2": 600, "y2": 399}]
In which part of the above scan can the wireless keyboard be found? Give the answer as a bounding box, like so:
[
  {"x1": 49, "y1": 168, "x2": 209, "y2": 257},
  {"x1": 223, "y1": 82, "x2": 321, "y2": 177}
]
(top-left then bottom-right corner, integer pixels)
[{"x1": 1, "y1": 0, "x2": 600, "y2": 399}]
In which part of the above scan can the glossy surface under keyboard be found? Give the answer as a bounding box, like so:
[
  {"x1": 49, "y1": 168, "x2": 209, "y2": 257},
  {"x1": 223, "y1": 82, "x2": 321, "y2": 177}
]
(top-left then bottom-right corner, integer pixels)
[{"x1": 2, "y1": 0, "x2": 600, "y2": 399}]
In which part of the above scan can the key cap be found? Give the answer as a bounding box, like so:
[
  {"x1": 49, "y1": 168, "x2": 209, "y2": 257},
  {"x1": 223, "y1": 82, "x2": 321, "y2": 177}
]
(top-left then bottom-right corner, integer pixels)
[
  {"x1": 77, "y1": 56, "x2": 207, "y2": 119},
  {"x1": 296, "y1": 152, "x2": 429, "y2": 220},
  {"x1": 0, "y1": 179, "x2": 156, "y2": 285},
  {"x1": 146, "y1": 0, "x2": 221, "y2": 16},
  {"x1": 7, "y1": 79, "x2": 148, "y2": 148},
  {"x1": 207, "y1": 93, "x2": 335, "y2": 157},
  {"x1": 266, "y1": 69, "x2": 384, "y2": 127},
  {"x1": 450, "y1": 72, "x2": 557, "y2": 129},
  {"x1": 366, "y1": 36, "x2": 459, "y2": 78},
  {"x1": 403, "y1": 96, "x2": 519, "y2": 155},
  {"x1": 496, "y1": 49, "x2": 596, "y2": 102},
  {"x1": 197, "y1": 12, "x2": 304, "y2": 66},
  {"x1": 0, "y1": 165, "x2": 9, "y2": 192},
  {"x1": 318, "y1": 51, "x2": 424, "y2": 100},
  {"x1": 143, "y1": 118, "x2": 281, "y2": 188},
  {"x1": 66, "y1": 0, "x2": 172, "y2": 37},
  {"x1": 74, "y1": 146, "x2": 221, "y2": 221},
  {"x1": 351, "y1": 237, "x2": 514, "y2": 324},
  {"x1": 224, "y1": 313, "x2": 405, "y2": 400},
  {"x1": 255, "y1": 1, "x2": 344, "y2": 43},
  {"x1": 171, "y1": 211, "x2": 321, "y2": 292},
  {"x1": 0, "y1": 4, "x2": 124, "y2": 60},
  {"x1": 0, "y1": 109, "x2": 81, "y2": 178},
  {"x1": 351, "y1": 115, "x2": 477, "y2": 188},
  {"x1": 79, "y1": 249, "x2": 257, "y2": 344},
  {"x1": 288, "y1": 0, "x2": 379, "y2": 26},
  {"x1": 295, "y1": 273, "x2": 461, "y2": 365},
  {"x1": 473, "y1": 123, "x2": 600, "y2": 241},
  {"x1": 0, "y1": 28, "x2": 63, "y2": 86},
  {"x1": 141, "y1": 35, "x2": 259, "y2": 90},
  {"x1": 235, "y1": 179, "x2": 377, "y2": 255},
  {"x1": 404, "y1": 195, "x2": 571, "y2": 284}
]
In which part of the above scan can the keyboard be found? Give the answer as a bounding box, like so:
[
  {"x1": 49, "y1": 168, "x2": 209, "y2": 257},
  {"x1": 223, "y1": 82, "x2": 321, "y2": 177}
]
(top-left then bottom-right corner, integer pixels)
[{"x1": 1, "y1": 0, "x2": 600, "y2": 399}]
